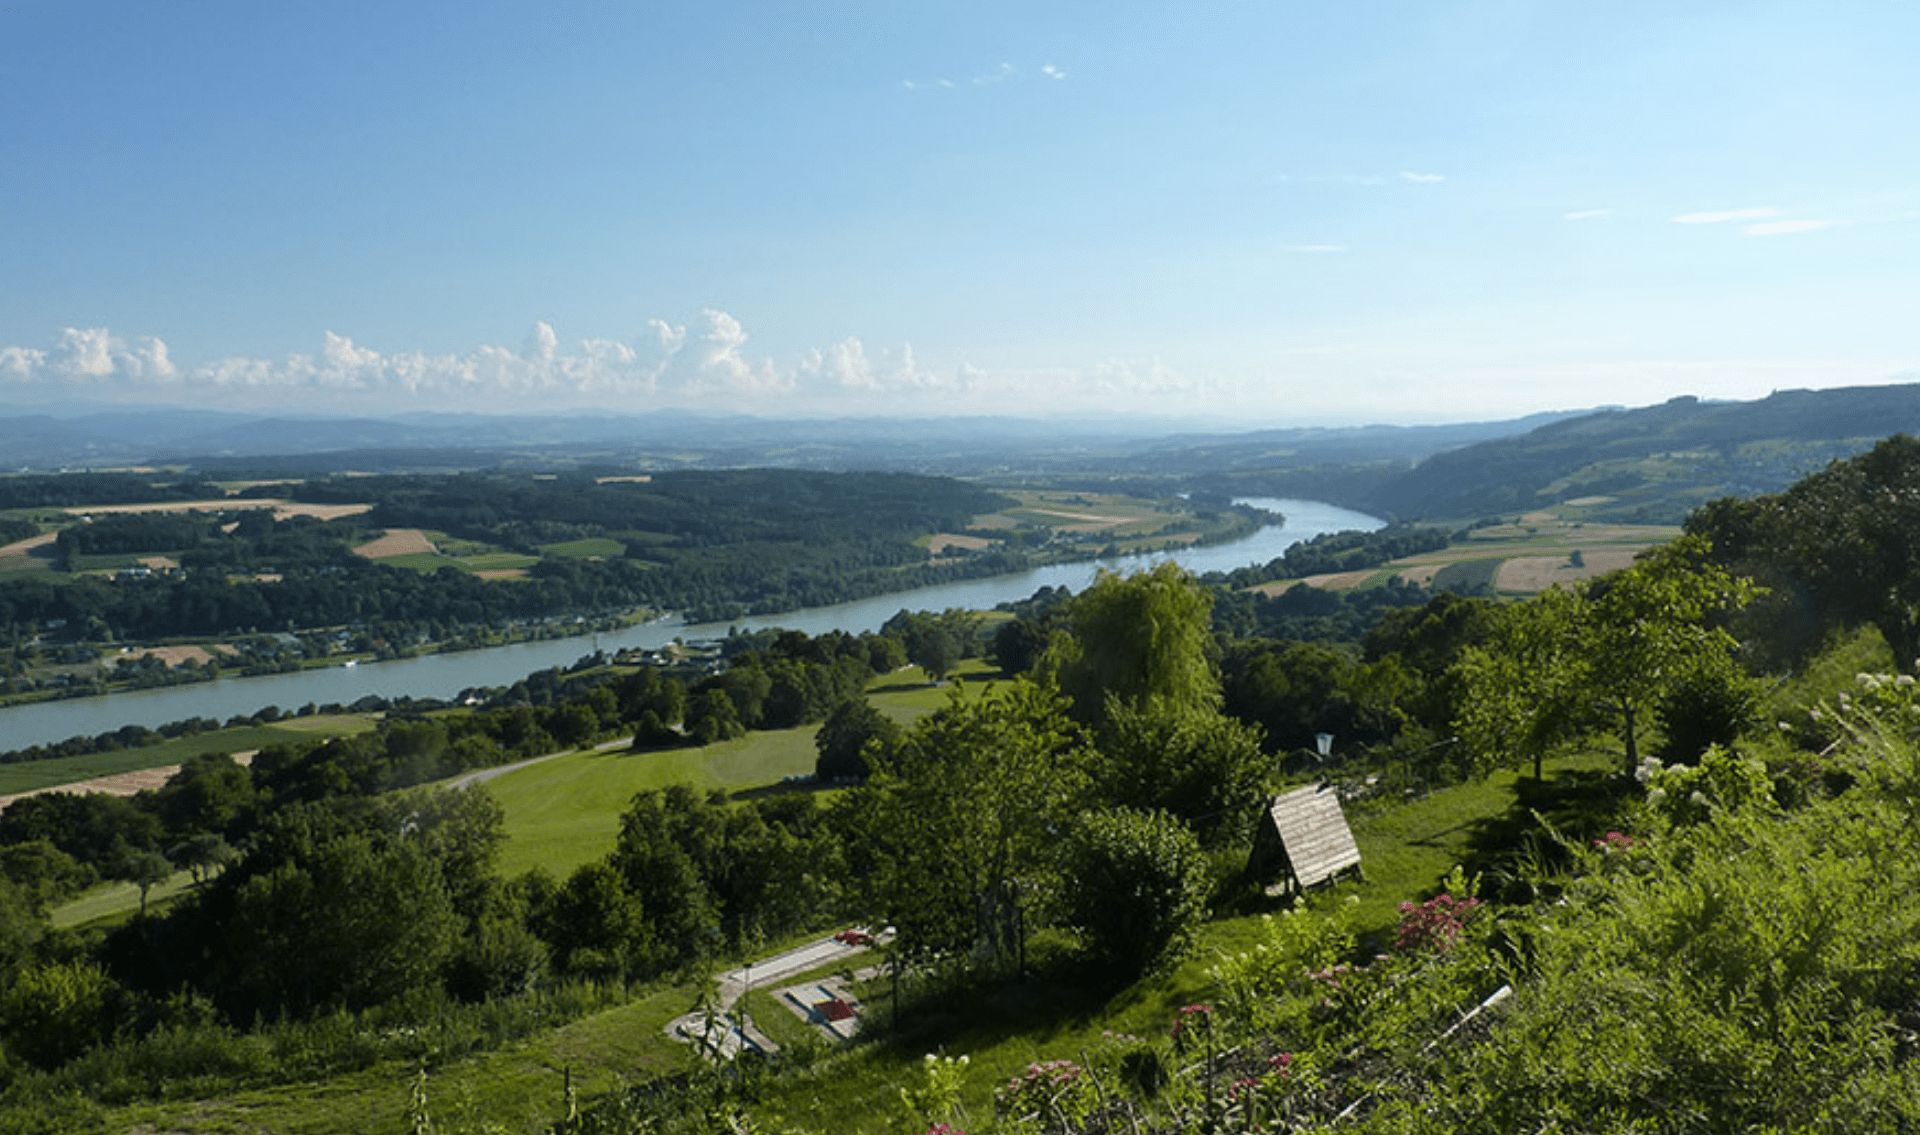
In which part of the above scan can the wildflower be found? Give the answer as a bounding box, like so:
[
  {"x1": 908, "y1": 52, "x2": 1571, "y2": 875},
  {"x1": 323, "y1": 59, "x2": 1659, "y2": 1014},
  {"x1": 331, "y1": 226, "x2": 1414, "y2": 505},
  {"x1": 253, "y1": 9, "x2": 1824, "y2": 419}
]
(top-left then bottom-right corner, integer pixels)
[
  {"x1": 1592, "y1": 831, "x2": 1635, "y2": 853},
  {"x1": 1170, "y1": 1003, "x2": 1213, "y2": 1039}
]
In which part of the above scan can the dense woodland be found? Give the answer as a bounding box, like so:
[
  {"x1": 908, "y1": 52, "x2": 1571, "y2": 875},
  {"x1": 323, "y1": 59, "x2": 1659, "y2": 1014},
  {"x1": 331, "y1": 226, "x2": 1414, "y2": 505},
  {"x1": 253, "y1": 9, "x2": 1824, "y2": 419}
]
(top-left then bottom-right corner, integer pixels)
[
  {"x1": 0, "y1": 470, "x2": 1036, "y2": 649},
  {"x1": 4, "y1": 439, "x2": 1920, "y2": 1132}
]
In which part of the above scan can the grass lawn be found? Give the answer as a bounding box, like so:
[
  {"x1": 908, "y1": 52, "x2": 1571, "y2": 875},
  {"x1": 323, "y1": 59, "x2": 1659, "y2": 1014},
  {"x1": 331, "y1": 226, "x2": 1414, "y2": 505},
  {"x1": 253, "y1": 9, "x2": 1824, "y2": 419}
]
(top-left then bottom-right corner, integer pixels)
[
  {"x1": 106, "y1": 981, "x2": 707, "y2": 1135},
  {"x1": 487, "y1": 729, "x2": 823, "y2": 879},
  {"x1": 750, "y1": 747, "x2": 1626, "y2": 1133},
  {"x1": 488, "y1": 660, "x2": 1000, "y2": 880}
]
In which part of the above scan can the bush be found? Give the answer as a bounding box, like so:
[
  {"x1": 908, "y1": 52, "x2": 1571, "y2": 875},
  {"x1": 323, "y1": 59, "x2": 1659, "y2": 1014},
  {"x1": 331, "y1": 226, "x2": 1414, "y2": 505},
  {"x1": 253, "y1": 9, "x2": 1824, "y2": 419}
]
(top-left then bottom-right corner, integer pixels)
[{"x1": 1061, "y1": 808, "x2": 1209, "y2": 978}]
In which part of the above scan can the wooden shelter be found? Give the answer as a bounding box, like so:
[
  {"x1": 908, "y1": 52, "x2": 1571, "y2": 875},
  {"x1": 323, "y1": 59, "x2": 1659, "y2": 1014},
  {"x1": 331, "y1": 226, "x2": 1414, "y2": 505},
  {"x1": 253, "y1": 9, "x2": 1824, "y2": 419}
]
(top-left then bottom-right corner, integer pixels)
[{"x1": 1249, "y1": 783, "x2": 1362, "y2": 896}]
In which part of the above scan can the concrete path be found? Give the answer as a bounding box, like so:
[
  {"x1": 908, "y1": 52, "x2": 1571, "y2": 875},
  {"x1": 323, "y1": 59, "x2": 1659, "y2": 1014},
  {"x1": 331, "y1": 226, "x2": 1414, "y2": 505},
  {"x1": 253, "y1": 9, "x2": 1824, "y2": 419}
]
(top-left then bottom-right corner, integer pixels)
[{"x1": 665, "y1": 929, "x2": 884, "y2": 1060}]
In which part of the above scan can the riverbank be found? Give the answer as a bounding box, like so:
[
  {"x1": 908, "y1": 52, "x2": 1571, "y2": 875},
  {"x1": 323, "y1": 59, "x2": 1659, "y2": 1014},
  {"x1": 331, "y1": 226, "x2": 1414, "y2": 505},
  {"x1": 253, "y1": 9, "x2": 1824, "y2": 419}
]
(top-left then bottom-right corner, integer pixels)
[{"x1": 0, "y1": 499, "x2": 1380, "y2": 754}]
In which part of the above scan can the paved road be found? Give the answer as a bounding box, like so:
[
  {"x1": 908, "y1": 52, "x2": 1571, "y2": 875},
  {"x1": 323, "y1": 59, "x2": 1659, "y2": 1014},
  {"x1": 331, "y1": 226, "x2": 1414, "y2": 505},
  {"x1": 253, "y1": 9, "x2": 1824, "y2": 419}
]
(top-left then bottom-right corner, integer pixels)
[
  {"x1": 665, "y1": 930, "x2": 883, "y2": 1060},
  {"x1": 448, "y1": 734, "x2": 635, "y2": 790}
]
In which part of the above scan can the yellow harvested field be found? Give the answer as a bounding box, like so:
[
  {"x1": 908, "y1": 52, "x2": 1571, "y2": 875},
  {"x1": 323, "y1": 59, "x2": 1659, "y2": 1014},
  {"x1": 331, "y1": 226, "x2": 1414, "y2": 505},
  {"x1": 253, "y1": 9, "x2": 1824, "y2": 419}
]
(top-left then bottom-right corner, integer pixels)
[
  {"x1": 1565, "y1": 495, "x2": 1617, "y2": 507},
  {"x1": 1399, "y1": 562, "x2": 1449, "y2": 586},
  {"x1": 1027, "y1": 508, "x2": 1126, "y2": 526},
  {"x1": 353, "y1": 528, "x2": 438, "y2": 558},
  {"x1": 473, "y1": 568, "x2": 528, "y2": 579},
  {"x1": 138, "y1": 556, "x2": 178, "y2": 570},
  {"x1": 63, "y1": 498, "x2": 372, "y2": 521},
  {"x1": 1302, "y1": 569, "x2": 1379, "y2": 591},
  {"x1": 928, "y1": 533, "x2": 995, "y2": 554},
  {"x1": 0, "y1": 752, "x2": 255, "y2": 813},
  {"x1": 116, "y1": 644, "x2": 234, "y2": 667},
  {"x1": 594, "y1": 475, "x2": 653, "y2": 484},
  {"x1": 1495, "y1": 549, "x2": 1642, "y2": 592}
]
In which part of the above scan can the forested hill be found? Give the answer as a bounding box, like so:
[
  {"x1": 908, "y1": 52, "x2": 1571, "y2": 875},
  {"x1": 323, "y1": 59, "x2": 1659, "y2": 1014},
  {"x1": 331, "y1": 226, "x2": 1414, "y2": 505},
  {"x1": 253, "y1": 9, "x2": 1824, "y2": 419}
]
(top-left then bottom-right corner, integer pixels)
[{"x1": 1355, "y1": 383, "x2": 1920, "y2": 522}]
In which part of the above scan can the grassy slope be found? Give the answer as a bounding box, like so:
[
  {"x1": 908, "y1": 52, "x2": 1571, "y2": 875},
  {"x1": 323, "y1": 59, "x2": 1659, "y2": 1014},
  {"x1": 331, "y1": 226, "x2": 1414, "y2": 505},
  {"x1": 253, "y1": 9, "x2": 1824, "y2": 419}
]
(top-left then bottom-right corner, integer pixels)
[
  {"x1": 489, "y1": 661, "x2": 1000, "y2": 880},
  {"x1": 95, "y1": 721, "x2": 1613, "y2": 1134},
  {"x1": 754, "y1": 746, "x2": 1621, "y2": 1133}
]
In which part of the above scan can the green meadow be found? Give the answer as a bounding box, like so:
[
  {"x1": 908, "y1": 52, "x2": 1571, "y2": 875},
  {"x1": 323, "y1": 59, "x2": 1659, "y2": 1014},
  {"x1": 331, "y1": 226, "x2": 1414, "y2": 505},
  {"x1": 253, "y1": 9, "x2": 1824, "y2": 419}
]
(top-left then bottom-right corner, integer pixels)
[{"x1": 486, "y1": 660, "x2": 1000, "y2": 879}]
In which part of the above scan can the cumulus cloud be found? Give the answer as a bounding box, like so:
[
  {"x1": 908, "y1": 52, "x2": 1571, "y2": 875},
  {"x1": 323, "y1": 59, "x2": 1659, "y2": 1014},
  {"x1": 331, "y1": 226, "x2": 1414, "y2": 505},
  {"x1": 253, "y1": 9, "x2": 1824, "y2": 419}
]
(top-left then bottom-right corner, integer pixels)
[
  {"x1": 1041, "y1": 64, "x2": 1066, "y2": 81},
  {"x1": 525, "y1": 320, "x2": 559, "y2": 362},
  {"x1": 0, "y1": 315, "x2": 1240, "y2": 418},
  {"x1": 1671, "y1": 207, "x2": 1782, "y2": 224},
  {"x1": 1744, "y1": 218, "x2": 1846, "y2": 236},
  {"x1": 1400, "y1": 171, "x2": 1445, "y2": 183},
  {"x1": 0, "y1": 328, "x2": 179, "y2": 387}
]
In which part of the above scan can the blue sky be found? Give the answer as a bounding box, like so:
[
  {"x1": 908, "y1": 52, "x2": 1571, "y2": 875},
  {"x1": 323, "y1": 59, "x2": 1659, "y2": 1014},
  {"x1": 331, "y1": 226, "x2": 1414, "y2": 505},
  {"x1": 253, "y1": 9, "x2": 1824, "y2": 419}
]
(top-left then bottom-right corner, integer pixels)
[{"x1": 2, "y1": 1, "x2": 1915, "y2": 423}]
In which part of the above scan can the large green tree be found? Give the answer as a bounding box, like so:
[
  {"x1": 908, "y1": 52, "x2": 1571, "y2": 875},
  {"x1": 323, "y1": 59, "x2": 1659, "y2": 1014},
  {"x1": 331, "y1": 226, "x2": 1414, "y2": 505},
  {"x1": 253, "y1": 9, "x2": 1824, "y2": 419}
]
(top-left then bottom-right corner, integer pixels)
[
  {"x1": 860, "y1": 679, "x2": 1093, "y2": 971},
  {"x1": 1454, "y1": 536, "x2": 1757, "y2": 777},
  {"x1": 1690, "y1": 433, "x2": 1920, "y2": 671},
  {"x1": 1039, "y1": 561, "x2": 1220, "y2": 727}
]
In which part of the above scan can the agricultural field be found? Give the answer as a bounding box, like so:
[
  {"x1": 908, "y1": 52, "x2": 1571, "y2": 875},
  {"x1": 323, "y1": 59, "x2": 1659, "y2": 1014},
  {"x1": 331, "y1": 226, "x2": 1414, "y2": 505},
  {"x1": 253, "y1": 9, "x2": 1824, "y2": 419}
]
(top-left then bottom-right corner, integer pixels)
[
  {"x1": 0, "y1": 714, "x2": 374, "y2": 799},
  {"x1": 964, "y1": 488, "x2": 1256, "y2": 555},
  {"x1": 1251, "y1": 500, "x2": 1680, "y2": 598}
]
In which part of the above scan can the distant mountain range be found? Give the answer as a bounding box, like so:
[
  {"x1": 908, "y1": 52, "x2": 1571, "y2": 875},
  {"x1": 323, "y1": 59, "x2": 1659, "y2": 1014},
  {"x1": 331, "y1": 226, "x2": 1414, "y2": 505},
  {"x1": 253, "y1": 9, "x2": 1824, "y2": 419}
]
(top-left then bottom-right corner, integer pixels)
[{"x1": 5, "y1": 384, "x2": 1920, "y2": 523}]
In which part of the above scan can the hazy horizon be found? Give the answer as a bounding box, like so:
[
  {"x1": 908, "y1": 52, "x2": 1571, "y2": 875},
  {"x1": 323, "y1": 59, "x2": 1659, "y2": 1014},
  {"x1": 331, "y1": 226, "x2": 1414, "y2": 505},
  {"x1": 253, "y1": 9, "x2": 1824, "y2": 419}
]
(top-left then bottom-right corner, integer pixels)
[{"x1": 4, "y1": 2, "x2": 1915, "y2": 426}]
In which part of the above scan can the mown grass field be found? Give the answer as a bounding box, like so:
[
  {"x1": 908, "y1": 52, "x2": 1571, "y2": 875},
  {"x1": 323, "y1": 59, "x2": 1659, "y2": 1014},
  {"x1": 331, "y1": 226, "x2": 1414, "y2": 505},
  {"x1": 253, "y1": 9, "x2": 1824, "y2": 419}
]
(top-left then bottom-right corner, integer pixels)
[
  {"x1": 486, "y1": 660, "x2": 1001, "y2": 879},
  {"x1": 538, "y1": 537, "x2": 627, "y2": 559},
  {"x1": 965, "y1": 489, "x2": 1251, "y2": 556}
]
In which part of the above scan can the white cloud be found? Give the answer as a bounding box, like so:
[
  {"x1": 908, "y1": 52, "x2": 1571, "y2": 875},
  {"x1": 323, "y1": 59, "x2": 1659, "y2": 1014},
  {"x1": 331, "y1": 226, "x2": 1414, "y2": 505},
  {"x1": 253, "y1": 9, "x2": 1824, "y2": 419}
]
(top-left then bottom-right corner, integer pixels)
[
  {"x1": 1744, "y1": 218, "x2": 1846, "y2": 236},
  {"x1": 1671, "y1": 207, "x2": 1782, "y2": 224},
  {"x1": 0, "y1": 318, "x2": 1233, "y2": 417},
  {"x1": 905, "y1": 63, "x2": 1064, "y2": 93},
  {"x1": 1562, "y1": 208, "x2": 1612, "y2": 220},
  {"x1": 1400, "y1": 171, "x2": 1445, "y2": 183},
  {"x1": 525, "y1": 321, "x2": 559, "y2": 363}
]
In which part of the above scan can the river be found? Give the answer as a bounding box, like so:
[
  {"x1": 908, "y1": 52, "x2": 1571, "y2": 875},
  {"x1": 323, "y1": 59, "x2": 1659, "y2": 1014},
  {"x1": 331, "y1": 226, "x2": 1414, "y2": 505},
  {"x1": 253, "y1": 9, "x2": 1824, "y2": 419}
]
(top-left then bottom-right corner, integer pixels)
[{"x1": 0, "y1": 498, "x2": 1381, "y2": 750}]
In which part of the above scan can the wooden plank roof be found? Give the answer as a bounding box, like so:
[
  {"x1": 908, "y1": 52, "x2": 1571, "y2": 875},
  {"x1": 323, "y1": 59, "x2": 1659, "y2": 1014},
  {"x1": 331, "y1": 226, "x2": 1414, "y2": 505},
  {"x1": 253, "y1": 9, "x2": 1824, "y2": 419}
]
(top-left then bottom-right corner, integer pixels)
[{"x1": 1266, "y1": 783, "x2": 1362, "y2": 888}]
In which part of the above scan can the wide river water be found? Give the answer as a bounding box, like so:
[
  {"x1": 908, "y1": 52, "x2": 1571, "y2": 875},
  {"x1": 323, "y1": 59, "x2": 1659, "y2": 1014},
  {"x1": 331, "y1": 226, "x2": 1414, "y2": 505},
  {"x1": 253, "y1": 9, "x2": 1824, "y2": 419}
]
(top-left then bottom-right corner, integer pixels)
[{"x1": 0, "y1": 498, "x2": 1380, "y2": 751}]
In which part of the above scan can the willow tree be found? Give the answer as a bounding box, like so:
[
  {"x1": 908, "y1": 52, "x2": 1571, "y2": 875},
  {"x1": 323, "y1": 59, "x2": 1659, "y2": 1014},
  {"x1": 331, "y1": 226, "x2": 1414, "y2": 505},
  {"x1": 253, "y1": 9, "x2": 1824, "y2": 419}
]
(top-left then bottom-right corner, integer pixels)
[{"x1": 1039, "y1": 560, "x2": 1220, "y2": 728}]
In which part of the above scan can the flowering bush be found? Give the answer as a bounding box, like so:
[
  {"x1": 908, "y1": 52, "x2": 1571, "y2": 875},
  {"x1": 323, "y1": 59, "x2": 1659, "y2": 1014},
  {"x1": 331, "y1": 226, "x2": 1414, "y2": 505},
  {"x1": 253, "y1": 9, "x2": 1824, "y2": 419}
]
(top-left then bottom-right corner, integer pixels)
[
  {"x1": 994, "y1": 1058, "x2": 1090, "y2": 1124},
  {"x1": 1639, "y1": 744, "x2": 1773, "y2": 825},
  {"x1": 1168, "y1": 1003, "x2": 1212, "y2": 1042},
  {"x1": 1591, "y1": 830, "x2": 1635, "y2": 853},
  {"x1": 900, "y1": 1053, "x2": 969, "y2": 1132},
  {"x1": 1394, "y1": 893, "x2": 1482, "y2": 954}
]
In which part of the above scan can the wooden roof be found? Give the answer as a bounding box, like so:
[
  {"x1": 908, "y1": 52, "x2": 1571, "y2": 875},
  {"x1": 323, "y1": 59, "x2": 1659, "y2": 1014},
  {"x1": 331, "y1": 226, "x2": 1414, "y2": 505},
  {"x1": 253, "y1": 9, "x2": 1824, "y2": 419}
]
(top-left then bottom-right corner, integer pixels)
[{"x1": 1264, "y1": 783, "x2": 1362, "y2": 889}]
